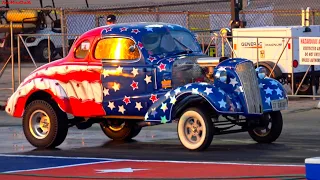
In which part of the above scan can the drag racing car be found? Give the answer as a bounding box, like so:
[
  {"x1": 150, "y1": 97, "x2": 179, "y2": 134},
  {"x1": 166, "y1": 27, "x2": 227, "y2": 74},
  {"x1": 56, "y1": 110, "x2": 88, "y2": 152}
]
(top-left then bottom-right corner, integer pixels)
[{"x1": 4, "y1": 22, "x2": 288, "y2": 151}]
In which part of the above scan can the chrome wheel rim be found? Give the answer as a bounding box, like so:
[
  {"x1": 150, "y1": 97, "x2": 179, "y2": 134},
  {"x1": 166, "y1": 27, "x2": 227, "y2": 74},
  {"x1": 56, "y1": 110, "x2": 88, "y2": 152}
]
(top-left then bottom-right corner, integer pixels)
[
  {"x1": 253, "y1": 114, "x2": 272, "y2": 137},
  {"x1": 29, "y1": 110, "x2": 51, "y2": 139},
  {"x1": 109, "y1": 123, "x2": 125, "y2": 131},
  {"x1": 43, "y1": 47, "x2": 49, "y2": 59},
  {"x1": 183, "y1": 117, "x2": 204, "y2": 144}
]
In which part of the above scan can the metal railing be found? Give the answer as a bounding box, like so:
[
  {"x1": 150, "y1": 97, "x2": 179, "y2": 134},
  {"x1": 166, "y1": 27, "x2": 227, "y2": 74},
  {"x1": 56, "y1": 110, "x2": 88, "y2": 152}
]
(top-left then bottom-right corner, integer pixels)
[{"x1": 16, "y1": 33, "x2": 79, "y2": 85}]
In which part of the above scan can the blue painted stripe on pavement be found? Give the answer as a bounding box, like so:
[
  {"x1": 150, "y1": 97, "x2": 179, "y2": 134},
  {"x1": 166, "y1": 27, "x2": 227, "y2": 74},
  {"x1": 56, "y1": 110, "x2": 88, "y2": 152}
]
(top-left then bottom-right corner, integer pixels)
[{"x1": 0, "y1": 156, "x2": 112, "y2": 173}]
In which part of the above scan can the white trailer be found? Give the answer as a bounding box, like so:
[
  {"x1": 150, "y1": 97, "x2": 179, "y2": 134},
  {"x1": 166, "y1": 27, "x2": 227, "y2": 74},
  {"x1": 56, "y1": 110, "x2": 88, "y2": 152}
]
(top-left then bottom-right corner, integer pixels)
[{"x1": 232, "y1": 25, "x2": 320, "y2": 95}]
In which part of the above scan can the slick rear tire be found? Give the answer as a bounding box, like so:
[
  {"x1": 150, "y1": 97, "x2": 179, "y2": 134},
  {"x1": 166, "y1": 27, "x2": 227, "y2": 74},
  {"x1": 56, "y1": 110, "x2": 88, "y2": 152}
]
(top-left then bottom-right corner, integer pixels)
[
  {"x1": 248, "y1": 111, "x2": 283, "y2": 143},
  {"x1": 177, "y1": 107, "x2": 214, "y2": 151},
  {"x1": 100, "y1": 121, "x2": 141, "y2": 141},
  {"x1": 22, "y1": 100, "x2": 68, "y2": 148}
]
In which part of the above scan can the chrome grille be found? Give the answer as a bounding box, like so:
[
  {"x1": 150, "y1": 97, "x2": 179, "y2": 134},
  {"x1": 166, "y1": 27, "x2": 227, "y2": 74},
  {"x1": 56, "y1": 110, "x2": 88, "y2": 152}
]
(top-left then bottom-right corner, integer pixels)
[{"x1": 236, "y1": 62, "x2": 263, "y2": 114}]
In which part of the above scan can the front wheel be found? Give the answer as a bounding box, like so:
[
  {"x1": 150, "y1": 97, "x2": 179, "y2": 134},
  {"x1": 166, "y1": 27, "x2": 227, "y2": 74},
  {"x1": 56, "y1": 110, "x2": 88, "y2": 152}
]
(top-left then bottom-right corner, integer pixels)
[
  {"x1": 100, "y1": 120, "x2": 142, "y2": 141},
  {"x1": 248, "y1": 111, "x2": 283, "y2": 143},
  {"x1": 33, "y1": 41, "x2": 57, "y2": 62},
  {"x1": 177, "y1": 107, "x2": 214, "y2": 151},
  {"x1": 22, "y1": 100, "x2": 68, "y2": 148}
]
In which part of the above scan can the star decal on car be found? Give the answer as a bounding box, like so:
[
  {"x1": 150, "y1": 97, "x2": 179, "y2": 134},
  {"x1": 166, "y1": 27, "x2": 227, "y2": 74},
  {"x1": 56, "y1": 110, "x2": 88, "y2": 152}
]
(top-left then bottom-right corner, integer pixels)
[
  {"x1": 135, "y1": 102, "x2": 143, "y2": 111},
  {"x1": 149, "y1": 94, "x2": 158, "y2": 103},
  {"x1": 144, "y1": 75, "x2": 152, "y2": 84},
  {"x1": 131, "y1": 68, "x2": 139, "y2": 77},
  {"x1": 112, "y1": 82, "x2": 120, "y2": 92},
  {"x1": 108, "y1": 101, "x2": 115, "y2": 110},
  {"x1": 158, "y1": 63, "x2": 166, "y2": 72},
  {"x1": 118, "y1": 105, "x2": 126, "y2": 114},
  {"x1": 103, "y1": 88, "x2": 109, "y2": 96},
  {"x1": 148, "y1": 56, "x2": 157, "y2": 62},
  {"x1": 130, "y1": 80, "x2": 139, "y2": 90},
  {"x1": 131, "y1": 29, "x2": 140, "y2": 34},
  {"x1": 120, "y1": 27, "x2": 128, "y2": 32},
  {"x1": 123, "y1": 96, "x2": 131, "y2": 105},
  {"x1": 137, "y1": 42, "x2": 144, "y2": 49}
]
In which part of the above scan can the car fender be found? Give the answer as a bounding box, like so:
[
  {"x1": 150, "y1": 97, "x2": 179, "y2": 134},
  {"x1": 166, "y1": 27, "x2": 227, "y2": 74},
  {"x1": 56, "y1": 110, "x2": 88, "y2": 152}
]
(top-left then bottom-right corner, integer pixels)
[
  {"x1": 6, "y1": 77, "x2": 106, "y2": 118},
  {"x1": 259, "y1": 77, "x2": 288, "y2": 112},
  {"x1": 5, "y1": 78, "x2": 71, "y2": 117},
  {"x1": 144, "y1": 82, "x2": 241, "y2": 123}
]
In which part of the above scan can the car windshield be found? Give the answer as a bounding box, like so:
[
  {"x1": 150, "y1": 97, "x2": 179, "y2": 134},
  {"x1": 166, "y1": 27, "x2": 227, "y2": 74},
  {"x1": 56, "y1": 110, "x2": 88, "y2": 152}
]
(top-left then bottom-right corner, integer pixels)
[{"x1": 141, "y1": 29, "x2": 202, "y2": 56}]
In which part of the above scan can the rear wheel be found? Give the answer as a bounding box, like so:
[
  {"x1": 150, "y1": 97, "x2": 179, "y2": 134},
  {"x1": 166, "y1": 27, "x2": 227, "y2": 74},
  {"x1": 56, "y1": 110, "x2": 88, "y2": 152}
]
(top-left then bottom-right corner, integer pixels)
[
  {"x1": 248, "y1": 111, "x2": 283, "y2": 143},
  {"x1": 256, "y1": 61, "x2": 282, "y2": 79},
  {"x1": 100, "y1": 120, "x2": 142, "y2": 141},
  {"x1": 293, "y1": 74, "x2": 319, "y2": 95},
  {"x1": 22, "y1": 100, "x2": 68, "y2": 148},
  {"x1": 177, "y1": 107, "x2": 214, "y2": 151}
]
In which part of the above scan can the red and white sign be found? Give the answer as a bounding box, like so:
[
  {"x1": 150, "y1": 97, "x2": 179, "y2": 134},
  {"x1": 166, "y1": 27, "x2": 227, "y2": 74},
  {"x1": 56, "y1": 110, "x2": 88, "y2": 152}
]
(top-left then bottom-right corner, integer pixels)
[{"x1": 299, "y1": 37, "x2": 320, "y2": 65}]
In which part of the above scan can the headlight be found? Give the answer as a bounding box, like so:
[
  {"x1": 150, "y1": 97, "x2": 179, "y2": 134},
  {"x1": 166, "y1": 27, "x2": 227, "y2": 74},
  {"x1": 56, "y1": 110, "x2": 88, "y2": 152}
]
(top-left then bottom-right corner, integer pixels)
[
  {"x1": 215, "y1": 70, "x2": 227, "y2": 83},
  {"x1": 256, "y1": 67, "x2": 267, "y2": 79}
]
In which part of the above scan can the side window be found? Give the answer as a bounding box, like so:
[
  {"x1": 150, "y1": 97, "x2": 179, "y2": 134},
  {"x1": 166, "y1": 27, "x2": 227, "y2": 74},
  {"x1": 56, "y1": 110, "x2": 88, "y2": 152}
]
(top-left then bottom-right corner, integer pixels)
[
  {"x1": 94, "y1": 37, "x2": 140, "y2": 61},
  {"x1": 75, "y1": 40, "x2": 90, "y2": 59}
]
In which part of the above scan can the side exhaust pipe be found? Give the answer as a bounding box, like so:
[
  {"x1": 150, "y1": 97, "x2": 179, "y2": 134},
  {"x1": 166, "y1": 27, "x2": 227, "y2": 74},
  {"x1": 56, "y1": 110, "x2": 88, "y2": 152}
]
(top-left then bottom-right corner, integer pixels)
[{"x1": 137, "y1": 121, "x2": 158, "y2": 127}]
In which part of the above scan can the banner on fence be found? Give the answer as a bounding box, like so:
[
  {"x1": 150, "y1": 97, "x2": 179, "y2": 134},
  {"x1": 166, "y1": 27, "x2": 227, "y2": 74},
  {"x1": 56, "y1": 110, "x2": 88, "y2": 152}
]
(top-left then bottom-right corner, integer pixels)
[{"x1": 299, "y1": 37, "x2": 320, "y2": 65}]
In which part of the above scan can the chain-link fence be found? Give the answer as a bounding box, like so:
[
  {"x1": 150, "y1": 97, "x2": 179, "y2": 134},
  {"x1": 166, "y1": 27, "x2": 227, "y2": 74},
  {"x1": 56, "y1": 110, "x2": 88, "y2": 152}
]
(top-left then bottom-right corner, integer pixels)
[{"x1": 0, "y1": 0, "x2": 319, "y2": 66}]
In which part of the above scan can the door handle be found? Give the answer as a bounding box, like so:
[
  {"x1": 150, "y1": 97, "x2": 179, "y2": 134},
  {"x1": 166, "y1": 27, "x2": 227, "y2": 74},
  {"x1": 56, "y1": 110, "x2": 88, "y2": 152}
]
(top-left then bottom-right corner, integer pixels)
[{"x1": 142, "y1": 68, "x2": 147, "y2": 72}]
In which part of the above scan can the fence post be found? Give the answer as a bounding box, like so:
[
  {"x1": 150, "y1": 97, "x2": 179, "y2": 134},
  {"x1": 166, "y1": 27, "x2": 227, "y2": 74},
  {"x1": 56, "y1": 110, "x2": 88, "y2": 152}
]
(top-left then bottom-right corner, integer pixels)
[
  {"x1": 95, "y1": 14, "x2": 100, "y2": 27},
  {"x1": 256, "y1": 37, "x2": 259, "y2": 67},
  {"x1": 311, "y1": 10, "x2": 316, "y2": 99},
  {"x1": 10, "y1": 21, "x2": 14, "y2": 93},
  {"x1": 155, "y1": 7, "x2": 160, "y2": 22},
  {"x1": 185, "y1": 11, "x2": 190, "y2": 29},
  {"x1": 17, "y1": 34, "x2": 21, "y2": 85},
  {"x1": 60, "y1": 8, "x2": 67, "y2": 57}
]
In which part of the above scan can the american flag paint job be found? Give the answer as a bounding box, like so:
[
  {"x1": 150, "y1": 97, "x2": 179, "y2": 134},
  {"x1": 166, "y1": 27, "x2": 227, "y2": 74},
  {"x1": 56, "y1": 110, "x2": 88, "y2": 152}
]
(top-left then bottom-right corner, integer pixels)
[
  {"x1": 5, "y1": 22, "x2": 287, "y2": 125},
  {"x1": 5, "y1": 64, "x2": 105, "y2": 117},
  {"x1": 144, "y1": 58, "x2": 287, "y2": 124}
]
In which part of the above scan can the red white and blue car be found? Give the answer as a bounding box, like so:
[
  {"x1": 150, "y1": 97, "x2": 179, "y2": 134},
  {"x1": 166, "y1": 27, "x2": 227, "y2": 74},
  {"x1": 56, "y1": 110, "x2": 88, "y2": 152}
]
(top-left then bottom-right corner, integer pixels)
[{"x1": 5, "y1": 22, "x2": 288, "y2": 151}]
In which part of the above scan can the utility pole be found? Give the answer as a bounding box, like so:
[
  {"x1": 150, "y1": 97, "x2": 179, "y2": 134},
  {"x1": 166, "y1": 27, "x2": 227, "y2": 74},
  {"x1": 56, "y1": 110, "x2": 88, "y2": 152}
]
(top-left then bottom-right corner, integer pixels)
[{"x1": 230, "y1": 0, "x2": 247, "y2": 29}]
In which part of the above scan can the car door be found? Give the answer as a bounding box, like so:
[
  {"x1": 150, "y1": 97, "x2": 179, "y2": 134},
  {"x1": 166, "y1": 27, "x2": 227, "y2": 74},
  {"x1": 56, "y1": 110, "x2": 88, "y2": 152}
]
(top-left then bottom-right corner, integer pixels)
[{"x1": 93, "y1": 36, "x2": 156, "y2": 118}]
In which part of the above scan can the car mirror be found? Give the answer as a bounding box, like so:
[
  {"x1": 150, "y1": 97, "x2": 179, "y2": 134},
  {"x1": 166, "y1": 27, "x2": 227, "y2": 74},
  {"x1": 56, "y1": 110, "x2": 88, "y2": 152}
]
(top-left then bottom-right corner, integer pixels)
[{"x1": 129, "y1": 45, "x2": 136, "y2": 52}]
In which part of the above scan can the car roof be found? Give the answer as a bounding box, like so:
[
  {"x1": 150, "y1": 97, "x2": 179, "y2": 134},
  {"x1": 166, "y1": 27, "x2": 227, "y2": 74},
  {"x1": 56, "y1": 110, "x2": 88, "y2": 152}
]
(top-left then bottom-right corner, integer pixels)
[{"x1": 80, "y1": 22, "x2": 190, "y2": 38}]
